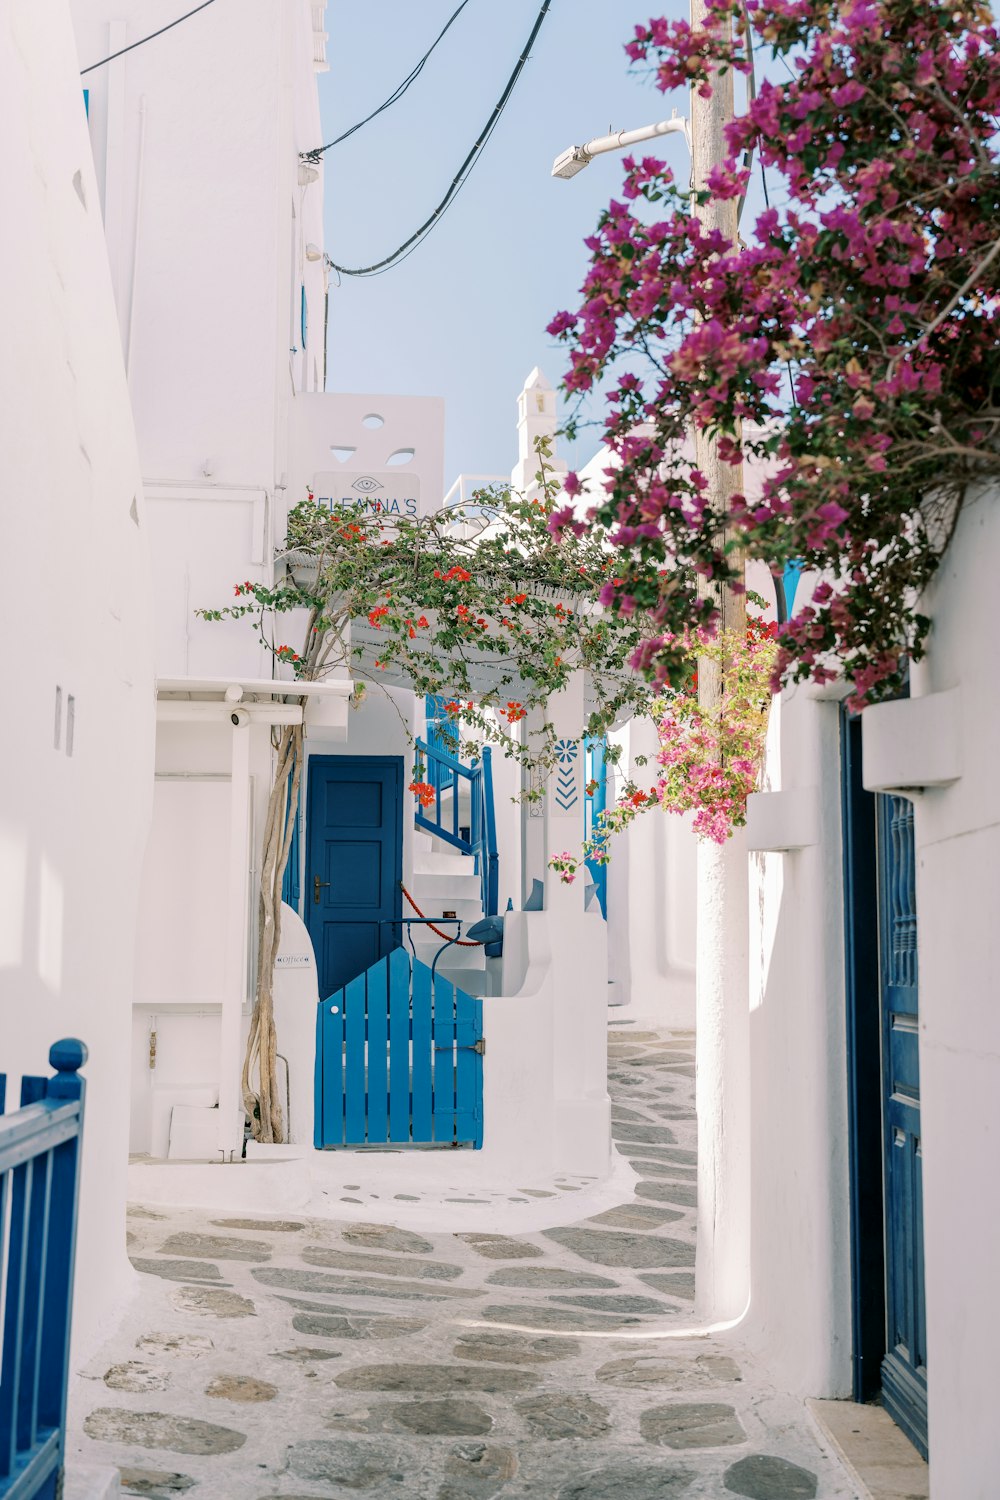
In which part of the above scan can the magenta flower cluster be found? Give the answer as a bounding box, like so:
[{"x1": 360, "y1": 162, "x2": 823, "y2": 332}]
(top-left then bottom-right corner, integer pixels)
[{"x1": 547, "y1": 0, "x2": 1000, "y2": 707}]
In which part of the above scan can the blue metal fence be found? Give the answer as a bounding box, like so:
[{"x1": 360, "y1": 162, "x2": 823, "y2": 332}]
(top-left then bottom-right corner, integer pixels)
[
  {"x1": 414, "y1": 739, "x2": 499, "y2": 919},
  {"x1": 0, "y1": 1041, "x2": 87, "y2": 1500}
]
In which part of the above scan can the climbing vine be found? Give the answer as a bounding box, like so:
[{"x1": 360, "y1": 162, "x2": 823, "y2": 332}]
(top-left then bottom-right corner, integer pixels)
[{"x1": 200, "y1": 441, "x2": 654, "y2": 1141}]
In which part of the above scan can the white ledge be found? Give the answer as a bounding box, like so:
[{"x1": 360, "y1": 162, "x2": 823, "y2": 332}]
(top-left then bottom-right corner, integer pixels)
[
  {"x1": 746, "y1": 786, "x2": 821, "y2": 852},
  {"x1": 862, "y1": 686, "x2": 961, "y2": 794}
]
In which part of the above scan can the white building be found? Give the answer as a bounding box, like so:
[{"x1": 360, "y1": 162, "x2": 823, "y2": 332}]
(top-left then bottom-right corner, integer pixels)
[
  {"x1": 61, "y1": 1, "x2": 616, "y2": 1194},
  {"x1": 0, "y1": 0, "x2": 154, "y2": 1356}
]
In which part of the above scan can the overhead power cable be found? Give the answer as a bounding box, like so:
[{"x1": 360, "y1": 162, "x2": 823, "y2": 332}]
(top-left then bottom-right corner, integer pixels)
[
  {"x1": 323, "y1": 0, "x2": 554, "y2": 278},
  {"x1": 80, "y1": 0, "x2": 217, "y2": 75},
  {"x1": 302, "y1": 0, "x2": 475, "y2": 162}
]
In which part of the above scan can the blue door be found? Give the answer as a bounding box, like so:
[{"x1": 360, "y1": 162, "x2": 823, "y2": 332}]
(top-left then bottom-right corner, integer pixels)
[
  {"x1": 876, "y1": 794, "x2": 927, "y2": 1454},
  {"x1": 306, "y1": 757, "x2": 402, "y2": 999},
  {"x1": 841, "y1": 709, "x2": 927, "y2": 1457}
]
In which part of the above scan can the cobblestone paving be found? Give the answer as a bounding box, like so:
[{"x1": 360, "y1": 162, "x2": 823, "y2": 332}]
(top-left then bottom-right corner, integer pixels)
[{"x1": 68, "y1": 1026, "x2": 856, "y2": 1498}]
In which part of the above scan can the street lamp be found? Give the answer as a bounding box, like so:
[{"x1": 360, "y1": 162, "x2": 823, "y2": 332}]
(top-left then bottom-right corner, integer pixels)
[{"x1": 551, "y1": 111, "x2": 690, "y2": 179}]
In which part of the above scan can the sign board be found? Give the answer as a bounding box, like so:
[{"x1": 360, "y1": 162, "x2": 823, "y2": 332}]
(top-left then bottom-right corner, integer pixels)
[
  {"x1": 275, "y1": 954, "x2": 313, "y2": 969},
  {"x1": 311, "y1": 470, "x2": 420, "y2": 519}
]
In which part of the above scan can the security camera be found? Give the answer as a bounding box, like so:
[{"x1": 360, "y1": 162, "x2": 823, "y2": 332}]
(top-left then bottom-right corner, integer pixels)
[{"x1": 230, "y1": 708, "x2": 250, "y2": 727}]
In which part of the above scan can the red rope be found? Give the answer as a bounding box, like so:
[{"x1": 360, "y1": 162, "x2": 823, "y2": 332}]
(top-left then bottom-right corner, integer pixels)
[{"x1": 400, "y1": 882, "x2": 483, "y2": 946}]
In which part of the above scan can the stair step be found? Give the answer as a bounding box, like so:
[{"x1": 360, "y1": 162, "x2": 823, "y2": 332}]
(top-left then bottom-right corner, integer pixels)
[{"x1": 410, "y1": 873, "x2": 481, "y2": 900}]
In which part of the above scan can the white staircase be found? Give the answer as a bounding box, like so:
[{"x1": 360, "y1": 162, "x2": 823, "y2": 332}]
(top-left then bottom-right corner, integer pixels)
[{"x1": 408, "y1": 832, "x2": 488, "y2": 997}]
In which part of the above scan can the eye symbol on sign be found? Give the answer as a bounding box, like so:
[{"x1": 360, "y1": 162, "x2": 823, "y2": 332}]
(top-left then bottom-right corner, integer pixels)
[{"x1": 352, "y1": 476, "x2": 383, "y2": 493}]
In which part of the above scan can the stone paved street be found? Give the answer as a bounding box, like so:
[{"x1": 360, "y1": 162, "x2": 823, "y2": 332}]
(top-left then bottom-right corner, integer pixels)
[{"x1": 67, "y1": 1026, "x2": 857, "y2": 1498}]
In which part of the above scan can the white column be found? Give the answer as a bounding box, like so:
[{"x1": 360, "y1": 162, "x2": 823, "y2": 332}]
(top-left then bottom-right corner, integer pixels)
[
  {"x1": 218, "y1": 722, "x2": 251, "y2": 1157},
  {"x1": 695, "y1": 831, "x2": 751, "y2": 1321},
  {"x1": 544, "y1": 673, "x2": 610, "y2": 1175}
]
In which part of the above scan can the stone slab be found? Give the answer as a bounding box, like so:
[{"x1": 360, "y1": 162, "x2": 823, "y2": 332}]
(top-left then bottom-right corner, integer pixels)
[
  {"x1": 723, "y1": 1454, "x2": 818, "y2": 1498},
  {"x1": 156, "y1": 1233, "x2": 271, "y2": 1263},
  {"x1": 636, "y1": 1181, "x2": 698, "y2": 1208},
  {"x1": 456, "y1": 1234, "x2": 544, "y2": 1260},
  {"x1": 544, "y1": 1227, "x2": 693, "y2": 1268},
  {"x1": 515, "y1": 1393, "x2": 611, "y2": 1439},
  {"x1": 83, "y1": 1408, "x2": 246, "y2": 1456},
  {"x1": 209, "y1": 1218, "x2": 305, "y2": 1232},
  {"x1": 485, "y1": 1267, "x2": 618, "y2": 1290},
  {"x1": 252, "y1": 1265, "x2": 476, "y2": 1301},
  {"x1": 291, "y1": 1311, "x2": 426, "y2": 1340},
  {"x1": 334, "y1": 1362, "x2": 540, "y2": 1394},
  {"x1": 596, "y1": 1354, "x2": 742, "y2": 1390},
  {"x1": 452, "y1": 1331, "x2": 580, "y2": 1365},
  {"x1": 130, "y1": 1258, "x2": 223, "y2": 1285},
  {"x1": 343, "y1": 1222, "x2": 434, "y2": 1254},
  {"x1": 556, "y1": 1461, "x2": 695, "y2": 1497},
  {"x1": 301, "y1": 1245, "x2": 462, "y2": 1280},
  {"x1": 640, "y1": 1402, "x2": 746, "y2": 1449},
  {"x1": 171, "y1": 1287, "x2": 255, "y2": 1319}
]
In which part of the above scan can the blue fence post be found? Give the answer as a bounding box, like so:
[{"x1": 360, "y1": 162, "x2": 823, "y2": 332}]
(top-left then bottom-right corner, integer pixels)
[
  {"x1": 0, "y1": 1038, "x2": 87, "y2": 1500},
  {"x1": 39, "y1": 1042, "x2": 87, "y2": 1500}
]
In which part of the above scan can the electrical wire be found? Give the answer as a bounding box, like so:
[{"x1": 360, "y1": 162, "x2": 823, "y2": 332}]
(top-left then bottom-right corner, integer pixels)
[
  {"x1": 302, "y1": 0, "x2": 475, "y2": 163},
  {"x1": 325, "y1": 0, "x2": 554, "y2": 278},
  {"x1": 80, "y1": 0, "x2": 217, "y2": 75}
]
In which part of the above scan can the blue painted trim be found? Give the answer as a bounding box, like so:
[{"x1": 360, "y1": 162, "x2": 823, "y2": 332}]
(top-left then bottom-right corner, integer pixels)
[
  {"x1": 300, "y1": 285, "x2": 307, "y2": 351},
  {"x1": 584, "y1": 736, "x2": 608, "y2": 920},
  {"x1": 782, "y1": 560, "x2": 804, "y2": 615}
]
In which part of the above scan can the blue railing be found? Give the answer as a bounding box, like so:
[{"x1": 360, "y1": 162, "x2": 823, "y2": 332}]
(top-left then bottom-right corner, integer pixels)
[
  {"x1": 584, "y1": 735, "x2": 609, "y2": 920},
  {"x1": 414, "y1": 739, "x2": 499, "y2": 919},
  {"x1": 0, "y1": 1041, "x2": 87, "y2": 1500},
  {"x1": 423, "y1": 696, "x2": 458, "y2": 794}
]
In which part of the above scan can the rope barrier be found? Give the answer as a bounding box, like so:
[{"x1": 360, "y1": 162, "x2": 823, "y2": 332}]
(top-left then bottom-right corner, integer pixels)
[{"x1": 399, "y1": 882, "x2": 483, "y2": 946}]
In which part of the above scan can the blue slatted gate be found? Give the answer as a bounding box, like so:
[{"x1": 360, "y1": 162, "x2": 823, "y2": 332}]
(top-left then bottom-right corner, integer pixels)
[{"x1": 314, "y1": 949, "x2": 483, "y2": 1148}]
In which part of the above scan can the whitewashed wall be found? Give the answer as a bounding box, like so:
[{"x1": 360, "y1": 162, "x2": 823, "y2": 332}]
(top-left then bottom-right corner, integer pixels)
[
  {"x1": 744, "y1": 684, "x2": 853, "y2": 1395},
  {"x1": 876, "y1": 483, "x2": 1000, "y2": 1497},
  {"x1": 0, "y1": 1, "x2": 154, "y2": 1356}
]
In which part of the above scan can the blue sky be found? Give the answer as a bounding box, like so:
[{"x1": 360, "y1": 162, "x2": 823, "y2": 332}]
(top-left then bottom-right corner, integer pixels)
[{"x1": 316, "y1": 1, "x2": 691, "y2": 487}]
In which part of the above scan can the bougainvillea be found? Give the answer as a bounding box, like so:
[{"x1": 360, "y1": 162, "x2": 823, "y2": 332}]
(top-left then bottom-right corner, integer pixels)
[
  {"x1": 547, "y1": 0, "x2": 1000, "y2": 708},
  {"x1": 656, "y1": 613, "x2": 779, "y2": 841},
  {"x1": 549, "y1": 613, "x2": 778, "y2": 880}
]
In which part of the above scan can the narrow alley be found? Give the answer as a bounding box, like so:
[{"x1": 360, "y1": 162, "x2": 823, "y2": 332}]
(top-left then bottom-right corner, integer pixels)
[{"x1": 69, "y1": 1026, "x2": 850, "y2": 1499}]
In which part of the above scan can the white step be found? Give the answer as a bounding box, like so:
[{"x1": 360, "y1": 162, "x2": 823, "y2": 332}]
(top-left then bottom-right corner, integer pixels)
[{"x1": 410, "y1": 876, "x2": 479, "y2": 906}]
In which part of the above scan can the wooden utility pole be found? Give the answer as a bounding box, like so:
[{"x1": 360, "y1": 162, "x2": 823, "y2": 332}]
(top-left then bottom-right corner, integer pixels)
[
  {"x1": 689, "y1": 0, "x2": 752, "y2": 1325},
  {"x1": 690, "y1": 0, "x2": 748, "y2": 656}
]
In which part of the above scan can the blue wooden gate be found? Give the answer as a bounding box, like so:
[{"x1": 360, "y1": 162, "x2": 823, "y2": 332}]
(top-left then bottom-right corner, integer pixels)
[
  {"x1": 0, "y1": 1041, "x2": 87, "y2": 1500},
  {"x1": 314, "y1": 948, "x2": 483, "y2": 1148}
]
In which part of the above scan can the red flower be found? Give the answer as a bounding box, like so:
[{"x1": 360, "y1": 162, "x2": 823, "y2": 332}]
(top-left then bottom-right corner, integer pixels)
[{"x1": 409, "y1": 780, "x2": 436, "y2": 808}]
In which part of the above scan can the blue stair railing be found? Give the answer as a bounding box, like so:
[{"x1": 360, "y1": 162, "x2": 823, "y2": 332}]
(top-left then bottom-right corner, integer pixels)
[
  {"x1": 584, "y1": 735, "x2": 609, "y2": 920},
  {"x1": 414, "y1": 738, "x2": 499, "y2": 919},
  {"x1": 0, "y1": 1040, "x2": 87, "y2": 1500}
]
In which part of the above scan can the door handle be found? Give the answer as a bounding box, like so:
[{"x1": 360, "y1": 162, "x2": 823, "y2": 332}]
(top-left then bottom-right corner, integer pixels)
[{"x1": 314, "y1": 875, "x2": 331, "y2": 904}]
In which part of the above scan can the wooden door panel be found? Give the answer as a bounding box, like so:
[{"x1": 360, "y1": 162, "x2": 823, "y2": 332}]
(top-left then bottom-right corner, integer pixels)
[{"x1": 306, "y1": 757, "x2": 402, "y2": 999}]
